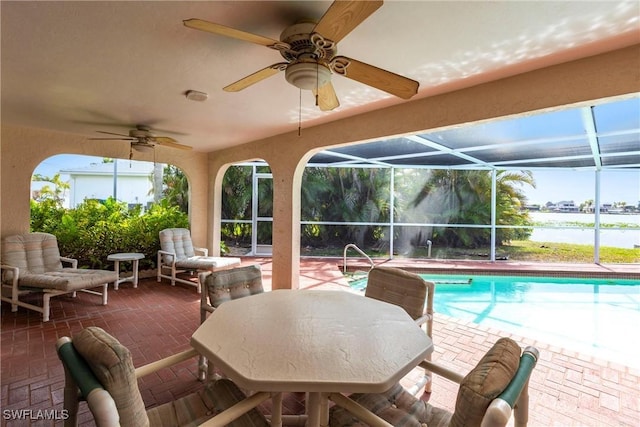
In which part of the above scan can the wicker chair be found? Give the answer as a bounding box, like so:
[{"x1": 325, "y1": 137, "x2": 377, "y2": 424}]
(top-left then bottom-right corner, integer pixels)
[
  {"x1": 56, "y1": 326, "x2": 270, "y2": 427},
  {"x1": 329, "y1": 337, "x2": 539, "y2": 427},
  {"x1": 197, "y1": 264, "x2": 265, "y2": 381},
  {"x1": 157, "y1": 228, "x2": 241, "y2": 293},
  {"x1": 364, "y1": 266, "x2": 434, "y2": 394},
  {"x1": 1, "y1": 232, "x2": 117, "y2": 321}
]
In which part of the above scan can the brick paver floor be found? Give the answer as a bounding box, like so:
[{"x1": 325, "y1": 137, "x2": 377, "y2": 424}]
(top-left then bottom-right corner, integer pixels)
[{"x1": 1, "y1": 259, "x2": 638, "y2": 426}]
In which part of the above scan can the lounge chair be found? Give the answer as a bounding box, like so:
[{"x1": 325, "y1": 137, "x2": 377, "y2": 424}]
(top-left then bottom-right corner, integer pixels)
[
  {"x1": 157, "y1": 228, "x2": 241, "y2": 293},
  {"x1": 1, "y1": 232, "x2": 117, "y2": 321},
  {"x1": 329, "y1": 337, "x2": 539, "y2": 427}
]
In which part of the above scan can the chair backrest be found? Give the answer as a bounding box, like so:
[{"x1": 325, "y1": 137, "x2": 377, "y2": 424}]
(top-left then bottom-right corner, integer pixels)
[
  {"x1": 71, "y1": 327, "x2": 149, "y2": 426},
  {"x1": 159, "y1": 228, "x2": 195, "y2": 261},
  {"x1": 449, "y1": 337, "x2": 522, "y2": 427},
  {"x1": 203, "y1": 264, "x2": 264, "y2": 309},
  {"x1": 365, "y1": 266, "x2": 432, "y2": 321},
  {"x1": 1, "y1": 232, "x2": 63, "y2": 274}
]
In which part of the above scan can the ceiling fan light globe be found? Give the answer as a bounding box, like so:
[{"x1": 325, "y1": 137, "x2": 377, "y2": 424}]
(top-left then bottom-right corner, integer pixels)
[{"x1": 285, "y1": 62, "x2": 331, "y2": 90}]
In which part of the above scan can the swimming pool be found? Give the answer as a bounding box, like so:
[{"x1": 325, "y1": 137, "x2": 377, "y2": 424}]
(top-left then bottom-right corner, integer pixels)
[{"x1": 350, "y1": 274, "x2": 640, "y2": 368}]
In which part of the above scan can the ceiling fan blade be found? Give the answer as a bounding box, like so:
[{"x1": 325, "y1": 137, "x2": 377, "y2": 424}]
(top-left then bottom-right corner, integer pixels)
[
  {"x1": 95, "y1": 130, "x2": 131, "y2": 137},
  {"x1": 313, "y1": 82, "x2": 340, "y2": 111},
  {"x1": 152, "y1": 137, "x2": 192, "y2": 151},
  {"x1": 313, "y1": 0, "x2": 383, "y2": 44},
  {"x1": 183, "y1": 19, "x2": 285, "y2": 49},
  {"x1": 223, "y1": 63, "x2": 288, "y2": 92},
  {"x1": 332, "y1": 56, "x2": 419, "y2": 99},
  {"x1": 88, "y1": 137, "x2": 134, "y2": 141}
]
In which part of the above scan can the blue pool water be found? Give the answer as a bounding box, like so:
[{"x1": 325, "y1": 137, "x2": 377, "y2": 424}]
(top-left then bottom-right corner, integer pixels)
[{"x1": 350, "y1": 274, "x2": 640, "y2": 367}]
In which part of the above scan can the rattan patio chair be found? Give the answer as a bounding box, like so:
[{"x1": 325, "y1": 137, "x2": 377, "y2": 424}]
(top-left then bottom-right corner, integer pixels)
[
  {"x1": 364, "y1": 266, "x2": 434, "y2": 394},
  {"x1": 56, "y1": 326, "x2": 270, "y2": 427},
  {"x1": 329, "y1": 337, "x2": 539, "y2": 427},
  {"x1": 157, "y1": 228, "x2": 241, "y2": 293}
]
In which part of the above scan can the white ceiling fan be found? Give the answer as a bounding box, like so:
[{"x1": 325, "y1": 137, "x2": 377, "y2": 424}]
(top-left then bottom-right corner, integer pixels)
[{"x1": 184, "y1": 0, "x2": 419, "y2": 111}]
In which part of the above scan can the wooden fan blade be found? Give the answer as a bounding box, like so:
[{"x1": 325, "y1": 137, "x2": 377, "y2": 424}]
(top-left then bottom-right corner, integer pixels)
[
  {"x1": 313, "y1": 0, "x2": 383, "y2": 43},
  {"x1": 88, "y1": 137, "x2": 134, "y2": 141},
  {"x1": 95, "y1": 130, "x2": 131, "y2": 137},
  {"x1": 152, "y1": 137, "x2": 192, "y2": 151},
  {"x1": 313, "y1": 82, "x2": 340, "y2": 111},
  {"x1": 183, "y1": 19, "x2": 284, "y2": 49},
  {"x1": 333, "y1": 56, "x2": 418, "y2": 99},
  {"x1": 223, "y1": 63, "x2": 287, "y2": 92}
]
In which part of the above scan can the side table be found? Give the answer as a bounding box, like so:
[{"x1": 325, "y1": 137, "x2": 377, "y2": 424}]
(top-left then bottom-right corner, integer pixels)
[{"x1": 107, "y1": 253, "x2": 145, "y2": 290}]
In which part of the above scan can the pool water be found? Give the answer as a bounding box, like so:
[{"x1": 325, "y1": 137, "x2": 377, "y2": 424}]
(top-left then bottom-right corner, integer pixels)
[{"x1": 350, "y1": 274, "x2": 640, "y2": 368}]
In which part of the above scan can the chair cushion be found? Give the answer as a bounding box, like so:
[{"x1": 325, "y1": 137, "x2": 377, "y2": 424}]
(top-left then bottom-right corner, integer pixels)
[
  {"x1": 205, "y1": 265, "x2": 264, "y2": 308},
  {"x1": 147, "y1": 379, "x2": 269, "y2": 427},
  {"x1": 16, "y1": 269, "x2": 117, "y2": 291},
  {"x1": 329, "y1": 383, "x2": 451, "y2": 427},
  {"x1": 159, "y1": 228, "x2": 197, "y2": 260},
  {"x1": 2, "y1": 233, "x2": 63, "y2": 274},
  {"x1": 176, "y1": 256, "x2": 241, "y2": 270},
  {"x1": 449, "y1": 337, "x2": 521, "y2": 427},
  {"x1": 365, "y1": 267, "x2": 429, "y2": 320},
  {"x1": 73, "y1": 327, "x2": 149, "y2": 427}
]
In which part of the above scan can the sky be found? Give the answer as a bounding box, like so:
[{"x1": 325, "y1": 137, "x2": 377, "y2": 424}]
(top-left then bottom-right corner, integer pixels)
[{"x1": 34, "y1": 154, "x2": 640, "y2": 207}]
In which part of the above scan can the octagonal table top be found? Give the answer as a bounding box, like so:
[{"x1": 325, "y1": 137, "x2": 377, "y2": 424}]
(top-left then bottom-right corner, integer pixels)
[{"x1": 191, "y1": 289, "x2": 432, "y2": 394}]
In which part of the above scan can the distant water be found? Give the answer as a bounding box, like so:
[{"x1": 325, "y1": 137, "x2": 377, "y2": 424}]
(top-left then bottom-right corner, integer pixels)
[{"x1": 528, "y1": 212, "x2": 640, "y2": 248}]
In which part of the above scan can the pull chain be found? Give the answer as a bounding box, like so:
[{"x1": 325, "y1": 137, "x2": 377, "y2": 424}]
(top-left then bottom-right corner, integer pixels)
[{"x1": 298, "y1": 88, "x2": 302, "y2": 137}]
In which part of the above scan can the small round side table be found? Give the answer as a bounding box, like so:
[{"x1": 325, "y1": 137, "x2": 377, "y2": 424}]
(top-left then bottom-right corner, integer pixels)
[{"x1": 107, "y1": 253, "x2": 145, "y2": 290}]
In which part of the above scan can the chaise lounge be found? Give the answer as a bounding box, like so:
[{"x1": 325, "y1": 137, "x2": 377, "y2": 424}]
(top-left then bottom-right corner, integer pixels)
[{"x1": 1, "y1": 232, "x2": 117, "y2": 321}]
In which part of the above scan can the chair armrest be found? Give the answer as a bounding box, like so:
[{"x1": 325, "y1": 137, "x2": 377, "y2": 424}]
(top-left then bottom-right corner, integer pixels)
[
  {"x1": 414, "y1": 313, "x2": 431, "y2": 326},
  {"x1": 418, "y1": 359, "x2": 465, "y2": 383},
  {"x1": 496, "y1": 347, "x2": 539, "y2": 407},
  {"x1": 194, "y1": 247, "x2": 209, "y2": 257},
  {"x1": 56, "y1": 338, "x2": 120, "y2": 427},
  {"x1": 1, "y1": 264, "x2": 20, "y2": 281},
  {"x1": 57, "y1": 338, "x2": 104, "y2": 397},
  {"x1": 60, "y1": 257, "x2": 78, "y2": 269},
  {"x1": 480, "y1": 347, "x2": 539, "y2": 427},
  {"x1": 134, "y1": 347, "x2": 199, "y2": 378},
  {"x1": 157, "y1": 250, "x2": 176, "y2": 265}
]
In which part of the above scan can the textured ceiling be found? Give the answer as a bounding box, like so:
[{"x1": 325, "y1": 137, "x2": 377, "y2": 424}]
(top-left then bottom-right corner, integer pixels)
[{"x1": 2, "y1": 1, "x2": 639, "y2": 153}]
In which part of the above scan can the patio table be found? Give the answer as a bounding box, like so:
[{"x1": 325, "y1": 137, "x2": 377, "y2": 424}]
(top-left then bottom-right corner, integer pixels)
[
  {"x1": 107, "y1": 252, "x2": 144, "y2": 290},
  {"x1": 191, "y1": 289, "x2": 433, "y2": 427}
]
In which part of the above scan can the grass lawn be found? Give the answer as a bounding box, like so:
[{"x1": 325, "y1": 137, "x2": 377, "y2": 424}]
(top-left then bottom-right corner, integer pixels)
[{"x1": 298, "y1": 240, "x2": 640, "y2": 263}]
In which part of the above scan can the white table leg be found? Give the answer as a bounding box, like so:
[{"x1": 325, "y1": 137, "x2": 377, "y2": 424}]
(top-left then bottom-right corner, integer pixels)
[
  {"x1": 306, "y1": 392, "x2": 321, "y2": 427},
  {"x1": 113, "y1": 260, "x2": 121, "y2": 290},
  {"x1": 132, "y1": 259, "x2": 139, "y2": 287}
]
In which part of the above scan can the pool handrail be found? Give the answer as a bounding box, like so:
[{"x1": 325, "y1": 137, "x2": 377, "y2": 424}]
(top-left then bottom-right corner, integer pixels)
[{"x1": 343, "y1": 243, "x2": 375, "y2": 274}]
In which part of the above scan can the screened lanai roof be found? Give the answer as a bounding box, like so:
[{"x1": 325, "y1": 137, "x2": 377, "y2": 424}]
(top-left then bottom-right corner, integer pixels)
[{"x1": 307, "y1": 96, "x2": 640, "y2": 170}]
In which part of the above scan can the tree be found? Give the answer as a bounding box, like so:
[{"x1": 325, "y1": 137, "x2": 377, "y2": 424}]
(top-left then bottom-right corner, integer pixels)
[
  {"x1": 31, "y1": 173, "x2": 70, "y2": 205},
  {"x1": 409, "y1": 169, "x2": 534, "y2": 247},
  {"x1": 162, "y1": 165, "x2": 189, "y2": 213}
]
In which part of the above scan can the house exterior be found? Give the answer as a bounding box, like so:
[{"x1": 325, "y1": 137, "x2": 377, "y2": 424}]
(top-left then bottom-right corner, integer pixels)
[{"x1": 60, "y1": 160, "x2": 157, "y2": 209}]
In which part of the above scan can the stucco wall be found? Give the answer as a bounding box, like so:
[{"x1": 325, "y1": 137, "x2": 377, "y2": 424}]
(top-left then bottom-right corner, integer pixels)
[
  {"x1": 2, "y1": 45, "x2": 639, "y2": 286},
  {"x1": 0, "y1": 127, "x2": 210, "y2": 249}
]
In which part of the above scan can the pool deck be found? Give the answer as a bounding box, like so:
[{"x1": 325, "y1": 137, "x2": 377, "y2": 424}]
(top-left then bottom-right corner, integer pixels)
[
  {"x1": 1, "y1": 258, "x2": 638, "y2": 426},
  {"x1": 336, "y1": 257, "x2": 640, "y2": 279}
]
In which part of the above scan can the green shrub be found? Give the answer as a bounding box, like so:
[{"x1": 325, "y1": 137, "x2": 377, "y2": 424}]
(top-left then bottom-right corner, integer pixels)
[{"x1": 30, "y1": 197, "x2": 189, "y2": 270}]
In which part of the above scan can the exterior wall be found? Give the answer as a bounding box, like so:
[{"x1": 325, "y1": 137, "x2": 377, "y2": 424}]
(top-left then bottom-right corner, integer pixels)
[
  {"x1": 67, "y1": 173, "x2": 153, "y2": 208},
  {"x1": 207, "y1": 45, "x2": 640, "y2": 289},
  {"x1": 2, "y1": 45, "x2": 639, "y2": 286},
  {"x1": 1, "y1": 127, "x2": 209, "y2": 250}
]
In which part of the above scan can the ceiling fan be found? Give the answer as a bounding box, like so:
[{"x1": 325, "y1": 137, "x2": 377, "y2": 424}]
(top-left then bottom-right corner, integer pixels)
[
  {"x1": 184, "y1": 0, "x2": 419, "y2": 111},
  {"x1": 89, "y1": 125, "x2": 192, "y2": 158}
]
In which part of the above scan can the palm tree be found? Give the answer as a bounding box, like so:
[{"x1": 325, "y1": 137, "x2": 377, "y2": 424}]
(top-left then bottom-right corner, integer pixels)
[
  {"x1": 162, "y1": 165, "x2": 189, "y2": 213},
  {"x1": 408, "y1": 169, "x2": 534, "y2": 247}
]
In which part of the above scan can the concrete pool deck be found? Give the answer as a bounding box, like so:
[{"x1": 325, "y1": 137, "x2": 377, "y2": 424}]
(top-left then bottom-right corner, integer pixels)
[{"x1": 1, "y1": 257, "x2": 638, "y2": 426}]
